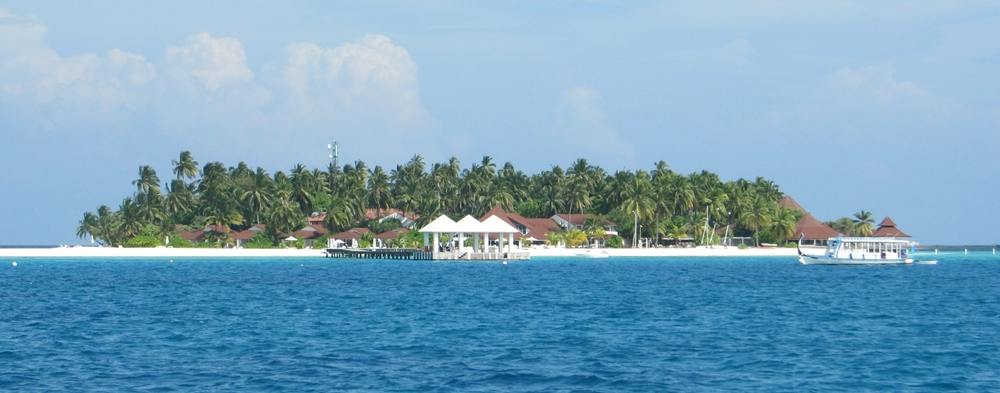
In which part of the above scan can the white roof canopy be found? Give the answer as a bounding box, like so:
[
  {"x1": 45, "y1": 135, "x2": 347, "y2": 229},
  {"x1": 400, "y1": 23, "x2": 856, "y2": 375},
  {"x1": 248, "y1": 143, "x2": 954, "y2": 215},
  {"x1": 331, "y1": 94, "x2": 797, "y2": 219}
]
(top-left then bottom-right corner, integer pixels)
[
  {"x1": 480, "y1": 215, "x2": 519, "y2": 233},
  {"x1": 419, "y1": 214, "x2": 518, "y2": 234},
  {"x1": 418, "y1": 215, "x2": 461, "y2": 233},
  {"x1": 456, "y1": 215, "x2": 487, "y2": 233}
]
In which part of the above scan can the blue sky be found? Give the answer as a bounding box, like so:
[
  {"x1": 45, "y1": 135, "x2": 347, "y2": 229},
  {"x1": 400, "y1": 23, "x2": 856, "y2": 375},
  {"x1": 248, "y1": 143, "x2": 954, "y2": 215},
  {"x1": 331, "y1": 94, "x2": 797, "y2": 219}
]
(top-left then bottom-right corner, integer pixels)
[{"x1": 1, "y1": 1, "x2": 998, "y2": 245}]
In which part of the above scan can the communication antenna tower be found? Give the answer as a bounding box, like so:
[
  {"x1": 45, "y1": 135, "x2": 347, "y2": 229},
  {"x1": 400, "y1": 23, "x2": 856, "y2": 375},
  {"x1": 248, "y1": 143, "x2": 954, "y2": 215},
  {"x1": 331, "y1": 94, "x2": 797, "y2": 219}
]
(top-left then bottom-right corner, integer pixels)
[{"x1": 327, "y1": 142, "x2": 340, "y2": 167}]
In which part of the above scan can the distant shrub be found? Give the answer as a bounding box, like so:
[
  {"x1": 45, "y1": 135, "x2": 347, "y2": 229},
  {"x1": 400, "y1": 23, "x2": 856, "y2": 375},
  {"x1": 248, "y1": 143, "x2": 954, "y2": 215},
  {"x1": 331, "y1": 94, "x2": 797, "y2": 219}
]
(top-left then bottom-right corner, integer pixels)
[
  {"x1": 606, "y1": 235, "x2": 624, "y2": 248},
  {"x1": 284, "y1": 238, "x2": 305, "y2": 249},
  {"x1": 311, "y1": 234, "x2": 330, "y2": 249},
  {"x1": 124, "y1": 236, "x2": 163, "y2": 248},
  {"x1": 245, "y1": 232, "x2": 275, "y2": 249},
  {"x1": 168, "y1": 238, "x2": 193, "y2": 248},
  {"x1": 738, "y1": 243, "x2": 749, "y2": 250},
  {"x1": 783, "y1": 242, "x2": 798, "y2": 248}
]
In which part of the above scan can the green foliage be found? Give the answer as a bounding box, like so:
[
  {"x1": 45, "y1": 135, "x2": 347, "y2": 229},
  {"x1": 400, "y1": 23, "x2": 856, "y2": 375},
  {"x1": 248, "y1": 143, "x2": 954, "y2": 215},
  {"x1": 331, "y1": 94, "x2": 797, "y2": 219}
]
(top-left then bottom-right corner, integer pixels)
[
  {"x1": 370, "y1": 218, "x2": 403, "y2": 234},
  {"x1": 124, "y1": 235, "x2": 163, "y2": 248},
  {"x1": 245, "y1": 232, "x2": 276, "y2": 249},
  {"x1": 738, "y1": 243, "x2": 749, "y2": 250},
  {"x1": 359, "y1": 232, "x2": 374, "y2": 248},
  {"x1": 284, "y1": 238, "x2": 305, "y2": 249},
  {"x1": 565, "y1": 229, "x2": 588, "y2": 247},
  {"x1": 756, "y1": 228, "x2": 779, "y2": 245},
  {"x1": 516, "y1": 199, "x2": 544, "y2": 218},
  {"x1": 85, "y1": 151, "x2": 828, "y2": 253},
  {"x1": 311, "y1": 234, "x2": 330, "y2": 249},
  {"x1": 168, "y1": 237, "x2": 193, "y2": 248},
  {"x1": 606, "y1": 235, "x2": 624, "y2": 248},
  {"x1": 783, "y1": 242, "x2": 798, "y2": 248}
]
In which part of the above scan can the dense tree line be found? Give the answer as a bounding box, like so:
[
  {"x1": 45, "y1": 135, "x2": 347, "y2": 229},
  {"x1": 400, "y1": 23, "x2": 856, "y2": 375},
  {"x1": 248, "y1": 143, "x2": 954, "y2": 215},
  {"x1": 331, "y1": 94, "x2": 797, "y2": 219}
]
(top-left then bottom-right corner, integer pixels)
[{"x1": 77, "y1": 151, "x2": 803, "y2": 247}]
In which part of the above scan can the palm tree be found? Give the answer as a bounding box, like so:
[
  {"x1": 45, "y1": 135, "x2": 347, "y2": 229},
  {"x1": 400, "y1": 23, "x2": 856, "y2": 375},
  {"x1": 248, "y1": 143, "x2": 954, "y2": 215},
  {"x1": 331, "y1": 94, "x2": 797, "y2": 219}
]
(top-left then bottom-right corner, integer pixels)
[
  {"x1": 666, "y1": 223, "x2": 688, "y2": 246},
  {"x1": 771, "y1": 208, "x2": 798, "y2": 244},
  {"x1": 583, "y1": 216, "x2": 607, "y2": 247},
  {"x1": 367, "y1": 166, "x2": 392, "y2": 219},
  {"x1": 135, "y1": 191, "x2": 165, "y2": 225},
  {"x1": 94, "y1": 205, "x2": 120, "y2": 246},
  {"x1": 240, "y1": 167, "x2": 273, "y2": 224},
  {"x1": 133, "y1": 165, "x2": 161, "y2": 195},
  {"x1": 266, "y1": 190, "x2": 304, "y2": 236},
  {"x1": 852, "y1": 210, "x2": 875, "y2": 236},
  {"x1": 172, "y1": 151, "x2": 200, "y2": 180},
  {"x1": 290, "y1": 164, "x2": 316, "y2": 215},
  {"x1": 76, "y1": 212, "x2": 99, "y2": 243},
  {"x1": 740, "y1": 196, "x2": 773, "y2": 246},
  {"x1": 118, "y1": 197, "x2": 144, "y2": 238},
  {"x1": 323, "y1": 196, "x2": 354, "y2": 232},
  {"x1": 567, "y1": 158, "x2": 595, "y2": 226}
]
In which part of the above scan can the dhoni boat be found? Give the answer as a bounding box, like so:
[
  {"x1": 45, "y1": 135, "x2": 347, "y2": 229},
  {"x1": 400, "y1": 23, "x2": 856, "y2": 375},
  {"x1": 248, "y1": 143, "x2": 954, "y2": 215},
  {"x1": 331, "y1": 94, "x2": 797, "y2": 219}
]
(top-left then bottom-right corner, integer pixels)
[{"x1": 797, "y1": 234, "x2": 933, "y2": 265}]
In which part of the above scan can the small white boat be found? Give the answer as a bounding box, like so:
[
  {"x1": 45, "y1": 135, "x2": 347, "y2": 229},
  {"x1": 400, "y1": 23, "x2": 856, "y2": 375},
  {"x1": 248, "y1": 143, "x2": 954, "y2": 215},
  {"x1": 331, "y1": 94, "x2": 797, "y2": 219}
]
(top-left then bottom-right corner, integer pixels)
[
  {"x1": 576, "y1": 250, "x2": 610, "y2": 258},
  {"x1": 798, "y1": 234, "x2": 919, "y2": 265}
]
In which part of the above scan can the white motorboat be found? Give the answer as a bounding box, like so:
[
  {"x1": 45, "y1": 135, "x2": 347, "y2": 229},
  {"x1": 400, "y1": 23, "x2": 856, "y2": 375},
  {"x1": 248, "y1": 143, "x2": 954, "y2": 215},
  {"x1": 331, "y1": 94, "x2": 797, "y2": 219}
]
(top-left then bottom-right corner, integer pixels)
[
  {"x1": 798, "y1": 234, "x2": 919, "y2": 265},
  {"x1": 576, "y1": 250, "x2": 610, "y2": 258}
]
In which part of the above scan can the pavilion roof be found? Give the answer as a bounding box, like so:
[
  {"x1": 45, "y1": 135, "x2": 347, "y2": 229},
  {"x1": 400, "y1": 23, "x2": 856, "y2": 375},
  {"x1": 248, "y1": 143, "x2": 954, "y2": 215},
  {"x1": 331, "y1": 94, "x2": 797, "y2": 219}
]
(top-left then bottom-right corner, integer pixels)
[
  {"x1": 794, "y1": 212, "x2": 842, "y2": 240},
  {"x1": 456, "y1": 215, "x2": 488, "y2": 233},
  {"x1": 480, "y1": 215, "x2": 519, "y2": 233},
  {"x1": 872, "y1": 216, "x2": 909, "y2": 237},
  {"x1": 778, "y1": 195, "x2": 807, "y2": 213},
  {"x1": 418, "y1": 215, "x2": 462, "y2": 233}
]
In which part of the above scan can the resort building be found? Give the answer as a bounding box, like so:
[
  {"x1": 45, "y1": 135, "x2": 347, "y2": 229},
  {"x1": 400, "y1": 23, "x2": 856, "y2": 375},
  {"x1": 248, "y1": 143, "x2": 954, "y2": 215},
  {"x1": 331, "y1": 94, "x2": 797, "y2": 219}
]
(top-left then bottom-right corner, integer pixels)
[
  {"x1": 779, "y1": 195, "x2": 842, "y2": 246},
  {"x1": 551, "y1": 214, "x2": 618, "y2": 236},
  {"x1": 232, "y1": 224, "x2": 266, "y2": 248},
  {"x1": 480, "y1": 205, "x2": 563, "y2": 246},
  {"x1": 373, "y1": 228, "x2": 409, "y2": 248},
  {"x1": 291, "y1": 224, "x2": 330, "y2": 248},
  {"x1": 871, "y1": 217, "x2": 910, "y2": 238},
  {"x1": 365, "y1": 208, "x2": 418, "y2": 228},
  {"x1": 329, "y1": 228, "x2": 371, "y2": 249}
]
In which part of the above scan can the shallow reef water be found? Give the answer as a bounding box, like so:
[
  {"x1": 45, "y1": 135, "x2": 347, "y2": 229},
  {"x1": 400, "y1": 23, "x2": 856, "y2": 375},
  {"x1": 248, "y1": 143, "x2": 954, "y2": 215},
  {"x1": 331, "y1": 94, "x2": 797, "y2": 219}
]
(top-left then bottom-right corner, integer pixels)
[{"x1": 1, "y1": 253, "x2": 998, "y2": 391}]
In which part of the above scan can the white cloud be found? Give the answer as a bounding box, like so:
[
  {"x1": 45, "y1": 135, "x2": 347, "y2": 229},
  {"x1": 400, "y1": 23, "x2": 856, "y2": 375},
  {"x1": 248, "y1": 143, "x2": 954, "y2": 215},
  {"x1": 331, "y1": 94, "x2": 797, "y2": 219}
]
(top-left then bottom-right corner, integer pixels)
[
  {"x1": 272, "y1": 34, "x2": 426, "y2": 125},
  {"x1": 822, "y1": 65, "x2": 928, "y2": 102},
  {"x1": 554, "y1": 87, "x2": 635, "y2": 168},
  {"x1": 715, "y1": 38, "x2": 753, "y2": 65},
  {"x1": 164, "y1": 32, "x2": 255, "y2": 92},
  {"x1": 0, "y1": 11, "x2": 154, "y2": 106}
]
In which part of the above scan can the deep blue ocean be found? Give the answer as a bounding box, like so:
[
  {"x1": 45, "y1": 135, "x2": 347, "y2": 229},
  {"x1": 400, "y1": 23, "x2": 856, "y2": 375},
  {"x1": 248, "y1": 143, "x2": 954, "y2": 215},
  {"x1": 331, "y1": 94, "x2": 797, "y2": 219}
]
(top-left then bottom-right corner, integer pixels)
[{"x1": 2, "y1": 252, "x2": 999, "y2": 392}]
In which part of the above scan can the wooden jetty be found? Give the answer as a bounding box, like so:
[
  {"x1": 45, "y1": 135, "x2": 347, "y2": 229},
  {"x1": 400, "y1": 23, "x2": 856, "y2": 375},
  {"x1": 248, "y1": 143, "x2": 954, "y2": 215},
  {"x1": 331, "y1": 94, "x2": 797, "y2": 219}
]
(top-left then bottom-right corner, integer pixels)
[{"x1": 325, "y1": 248, "x2": 530, "y2": 261}]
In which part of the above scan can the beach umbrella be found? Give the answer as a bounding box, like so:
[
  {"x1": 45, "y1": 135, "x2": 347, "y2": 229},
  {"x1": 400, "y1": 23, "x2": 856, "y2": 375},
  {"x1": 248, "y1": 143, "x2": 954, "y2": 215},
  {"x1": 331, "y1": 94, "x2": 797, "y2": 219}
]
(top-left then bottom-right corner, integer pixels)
[{"x1": 284, "y1": 236, "x2": 297, "y2": 241}]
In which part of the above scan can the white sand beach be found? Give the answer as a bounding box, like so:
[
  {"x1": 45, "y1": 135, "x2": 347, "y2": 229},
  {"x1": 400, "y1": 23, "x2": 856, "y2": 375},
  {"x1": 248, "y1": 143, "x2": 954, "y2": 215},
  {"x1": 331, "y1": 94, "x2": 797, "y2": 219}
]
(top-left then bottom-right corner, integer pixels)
[{"x1": 0, "y1": 245, "x2": 802, "y2": 259}]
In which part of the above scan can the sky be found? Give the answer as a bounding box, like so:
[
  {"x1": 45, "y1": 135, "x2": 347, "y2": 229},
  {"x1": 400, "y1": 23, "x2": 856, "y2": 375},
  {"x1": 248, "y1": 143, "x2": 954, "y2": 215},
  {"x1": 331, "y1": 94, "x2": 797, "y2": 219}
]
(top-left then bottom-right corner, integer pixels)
[{"x1": 1, "y1": 1, "x2": 998, "y2": 246}]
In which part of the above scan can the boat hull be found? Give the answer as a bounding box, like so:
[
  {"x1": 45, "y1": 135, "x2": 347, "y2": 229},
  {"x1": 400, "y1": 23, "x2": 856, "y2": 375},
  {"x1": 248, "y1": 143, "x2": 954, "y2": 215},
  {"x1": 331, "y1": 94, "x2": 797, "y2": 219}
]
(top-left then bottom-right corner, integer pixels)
[{"x1": 799, "y1": 254, "x2": 912, "y2": 265}]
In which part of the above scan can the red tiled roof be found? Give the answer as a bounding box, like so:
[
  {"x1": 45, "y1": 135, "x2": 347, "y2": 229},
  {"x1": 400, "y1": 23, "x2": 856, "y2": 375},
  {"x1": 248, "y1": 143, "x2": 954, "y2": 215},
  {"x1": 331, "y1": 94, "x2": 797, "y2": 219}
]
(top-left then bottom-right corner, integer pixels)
[
  {"x1": 794, "y1": 212, "x2": 842, "y2": 240},
  {"x1": 293, "y1": 224, "x2": 330, "y2": 240},
  {"x1": 552, "y1": 214, "x2": 614, "y2": 227},
  {"x1": 778, "y1": 195, "x2": 806, "y2": 213},
  {"x1": 872, "y1": 216, "x2": 909, "y2": 237},
  {"x1": 331, "y1": 228, "x2": 370, "y2": 239},
  {"x1": 479, "y1": 205, "x2": 565, "y2": 242},
  {"x1": 374, "y1": 228, "x2": 409, "y2": 239},
  {"x1": 364, "y1": 208, "x2": 418, "y2": 221}
]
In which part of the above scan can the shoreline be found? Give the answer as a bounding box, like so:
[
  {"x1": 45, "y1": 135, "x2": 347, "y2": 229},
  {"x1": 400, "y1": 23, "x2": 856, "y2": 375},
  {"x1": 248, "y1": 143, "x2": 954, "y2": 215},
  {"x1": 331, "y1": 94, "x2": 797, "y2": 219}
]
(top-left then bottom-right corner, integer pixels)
[{"x1": 0, "y1": 246, "x2": 803, "y2": 259}]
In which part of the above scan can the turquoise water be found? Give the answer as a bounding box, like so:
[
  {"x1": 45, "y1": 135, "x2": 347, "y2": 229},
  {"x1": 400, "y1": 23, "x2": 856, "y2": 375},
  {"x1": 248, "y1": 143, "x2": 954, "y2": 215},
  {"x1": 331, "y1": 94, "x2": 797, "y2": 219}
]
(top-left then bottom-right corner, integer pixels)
[{"x1": 2, "y1": 254, "x2": 999, "y2": 391}]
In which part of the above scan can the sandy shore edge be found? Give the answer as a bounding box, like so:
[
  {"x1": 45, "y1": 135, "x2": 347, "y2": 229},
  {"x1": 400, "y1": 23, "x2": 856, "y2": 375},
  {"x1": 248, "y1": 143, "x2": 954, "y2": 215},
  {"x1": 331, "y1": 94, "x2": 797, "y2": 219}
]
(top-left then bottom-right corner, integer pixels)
[{"x1": 0, "y1": 246, "x2": 803, "y2": 258}]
